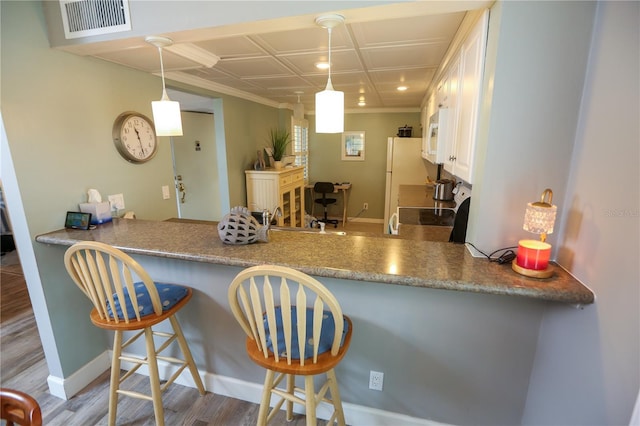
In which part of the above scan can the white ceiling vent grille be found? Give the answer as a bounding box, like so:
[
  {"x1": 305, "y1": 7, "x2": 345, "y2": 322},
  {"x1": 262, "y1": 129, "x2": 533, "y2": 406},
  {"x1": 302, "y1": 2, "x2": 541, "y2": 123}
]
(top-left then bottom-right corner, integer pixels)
[{"x1": 59, "y1": 0, "x2": 131, "y2": 39}]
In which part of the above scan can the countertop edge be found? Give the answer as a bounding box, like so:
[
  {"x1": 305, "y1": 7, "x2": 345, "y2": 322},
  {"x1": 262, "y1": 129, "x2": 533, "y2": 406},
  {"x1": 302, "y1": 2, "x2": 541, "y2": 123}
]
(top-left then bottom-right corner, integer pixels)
[{"x1": 35, "y1": 220, "x2": 595, "y2": 306}]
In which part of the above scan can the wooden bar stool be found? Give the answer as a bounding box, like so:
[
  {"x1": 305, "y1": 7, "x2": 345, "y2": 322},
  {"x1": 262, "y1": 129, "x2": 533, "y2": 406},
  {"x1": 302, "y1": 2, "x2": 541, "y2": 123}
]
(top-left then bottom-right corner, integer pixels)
[
  {"x1": 64, "y1": 241, "x2": 205, "y2": 426},
  {"x1": 228, "y1": 265, "x2": 352, "y2": 425},
  {"x1": 0, "y1": 388, "x2": 42, "y2": 426}
]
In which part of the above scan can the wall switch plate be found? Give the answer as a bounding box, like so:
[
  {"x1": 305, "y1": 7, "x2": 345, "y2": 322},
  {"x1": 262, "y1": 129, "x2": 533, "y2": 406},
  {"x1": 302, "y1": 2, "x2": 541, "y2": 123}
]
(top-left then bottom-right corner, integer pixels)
[
  {"x1": 162, "y1": 185, "x2": 170, "y2": 200},
  {"x1": 107, "y1": 193, "x2": 125, "y2": 210}
]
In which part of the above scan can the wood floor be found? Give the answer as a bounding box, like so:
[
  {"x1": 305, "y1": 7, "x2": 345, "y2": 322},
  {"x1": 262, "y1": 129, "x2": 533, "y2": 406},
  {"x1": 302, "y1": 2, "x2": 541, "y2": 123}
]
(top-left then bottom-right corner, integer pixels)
[{"x1": 0, "y1": 250, "x2": 334, "y2": 425}]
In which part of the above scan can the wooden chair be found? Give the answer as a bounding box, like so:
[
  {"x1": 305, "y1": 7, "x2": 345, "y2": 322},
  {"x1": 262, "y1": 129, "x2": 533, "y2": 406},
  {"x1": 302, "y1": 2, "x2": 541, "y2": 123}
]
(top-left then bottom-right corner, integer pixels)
[
  {"x1": 0, "y1": 388, "x2": 42, "y2": 426},
  {"x1": 228, "y1": 265, "x2": 352, "y2": 426},
  {"x1": 64, "y1": 241, "x2": 205, "y2": 426}
]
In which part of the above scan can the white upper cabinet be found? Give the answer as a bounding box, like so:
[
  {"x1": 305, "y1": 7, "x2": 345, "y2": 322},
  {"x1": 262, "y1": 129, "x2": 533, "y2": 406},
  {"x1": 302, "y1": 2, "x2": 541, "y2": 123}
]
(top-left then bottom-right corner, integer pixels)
[
  {"x1": 443, "y1": 53, "x2": 461, "y2": 168},
  {"x1": 443, "y1": 10, "x2": 489, "y2": 183}
]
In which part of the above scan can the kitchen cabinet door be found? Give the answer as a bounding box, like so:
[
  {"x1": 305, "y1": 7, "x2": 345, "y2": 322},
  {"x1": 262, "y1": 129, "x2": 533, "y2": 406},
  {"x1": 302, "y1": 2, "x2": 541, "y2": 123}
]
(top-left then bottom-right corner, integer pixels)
[
  {"x1": 443, "y1": 53, "x2": 461, "y2": 172},
  {"x1": 437, "y1": 73, "x2": 450, "y2": 108},
  {"x1": 445, "y1": 11, "x2": 488, "y2": 183}
]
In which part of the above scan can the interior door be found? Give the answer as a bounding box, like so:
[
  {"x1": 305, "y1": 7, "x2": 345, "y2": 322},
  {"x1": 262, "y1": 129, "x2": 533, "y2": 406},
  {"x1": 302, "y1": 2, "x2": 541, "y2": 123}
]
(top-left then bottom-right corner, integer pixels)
[{"x1": 172, "y1": 111, "x2": 219, "y2": 221}]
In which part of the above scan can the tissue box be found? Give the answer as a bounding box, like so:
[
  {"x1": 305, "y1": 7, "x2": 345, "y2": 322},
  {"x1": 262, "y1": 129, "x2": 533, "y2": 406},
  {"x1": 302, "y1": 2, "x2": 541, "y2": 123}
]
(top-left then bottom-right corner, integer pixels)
[{"x1": 79, "y1": 202, "x2": 112, "y2": 225}]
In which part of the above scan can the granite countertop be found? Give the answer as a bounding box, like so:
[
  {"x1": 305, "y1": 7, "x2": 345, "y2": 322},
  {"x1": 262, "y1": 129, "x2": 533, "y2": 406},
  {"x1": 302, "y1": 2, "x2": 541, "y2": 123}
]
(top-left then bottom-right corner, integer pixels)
[{"x1": 35, "y1": 218, "x2": 594, "y2": 305}]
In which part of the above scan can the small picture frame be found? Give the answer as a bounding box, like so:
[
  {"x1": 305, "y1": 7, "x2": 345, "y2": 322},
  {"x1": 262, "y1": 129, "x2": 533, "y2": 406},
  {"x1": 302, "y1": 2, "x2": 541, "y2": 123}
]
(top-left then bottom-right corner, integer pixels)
[
  {"x1": 65, "y1": 211, "x2": 92, "y2": 230},
  {"x1": 341, "y1": 131, "x2": 365, "y2": 161}
]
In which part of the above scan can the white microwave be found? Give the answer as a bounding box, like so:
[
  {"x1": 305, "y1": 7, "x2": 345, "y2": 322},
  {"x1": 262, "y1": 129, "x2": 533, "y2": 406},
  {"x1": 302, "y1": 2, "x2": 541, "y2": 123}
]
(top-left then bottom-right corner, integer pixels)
[{"x1": 422, "y1": 108, "x2": 451, "y2": 164}]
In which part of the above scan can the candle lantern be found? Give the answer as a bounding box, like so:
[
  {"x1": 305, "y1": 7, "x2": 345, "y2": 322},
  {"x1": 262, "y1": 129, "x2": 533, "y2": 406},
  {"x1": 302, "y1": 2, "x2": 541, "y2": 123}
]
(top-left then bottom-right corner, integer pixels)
[{"x1": 512, "y1": 188, "x2": 557, "y2": 278}]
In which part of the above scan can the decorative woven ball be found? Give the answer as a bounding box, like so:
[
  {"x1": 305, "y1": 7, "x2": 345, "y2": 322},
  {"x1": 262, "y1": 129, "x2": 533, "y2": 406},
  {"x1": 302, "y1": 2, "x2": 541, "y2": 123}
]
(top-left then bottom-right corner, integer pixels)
[{"x1": 217, "y1": 207, "x2": 268, "y2": 245}]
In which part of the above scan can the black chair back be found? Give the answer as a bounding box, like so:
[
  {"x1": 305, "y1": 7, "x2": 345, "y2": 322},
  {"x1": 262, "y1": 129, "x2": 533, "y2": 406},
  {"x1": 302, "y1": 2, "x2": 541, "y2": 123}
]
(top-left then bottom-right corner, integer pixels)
[{"x1": 313, "y1": 182, "x2": 335, "y2": 195}]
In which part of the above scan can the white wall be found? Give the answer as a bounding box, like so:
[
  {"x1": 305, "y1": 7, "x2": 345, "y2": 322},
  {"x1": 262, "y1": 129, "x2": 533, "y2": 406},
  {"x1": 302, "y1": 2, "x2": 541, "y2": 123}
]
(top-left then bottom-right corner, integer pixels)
[
  {"x1": 522, "y1": 2, "x2": 640, "y2": 424},
  {"x1": 464, "y1": 1, "x2": 639, "y2": 423},
  {"x1": 468, "y1": 0, "x2": 595, "y2": 253}
]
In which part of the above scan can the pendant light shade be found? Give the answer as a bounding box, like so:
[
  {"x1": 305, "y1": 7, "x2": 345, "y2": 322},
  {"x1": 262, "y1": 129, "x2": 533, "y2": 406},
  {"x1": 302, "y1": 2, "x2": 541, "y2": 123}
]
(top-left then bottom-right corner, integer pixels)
[
  {"x1": 152, "y1": 90, "x2": 182, "y2": 136},
  {"x1": 316, "y1": 79, "x2": 344, "y2": 133},
  {"x1": 315, "y1": 14, "x2": 344, "y2": 134},
  {"x1": 146, "y1": 36, "x2": 183, "y2": 136}
]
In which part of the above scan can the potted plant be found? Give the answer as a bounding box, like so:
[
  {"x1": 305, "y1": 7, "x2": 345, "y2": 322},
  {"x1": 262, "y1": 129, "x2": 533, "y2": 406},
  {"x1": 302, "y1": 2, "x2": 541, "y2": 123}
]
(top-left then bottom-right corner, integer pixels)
[{"x1": 267, "y1": 128, "x2": 290, "y2": 169}]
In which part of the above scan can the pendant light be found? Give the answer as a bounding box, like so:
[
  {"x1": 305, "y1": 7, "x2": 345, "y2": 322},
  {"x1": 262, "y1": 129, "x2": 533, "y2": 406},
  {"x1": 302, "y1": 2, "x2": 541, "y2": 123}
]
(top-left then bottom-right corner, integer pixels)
[
  {"x1": 315, "y1": 14, "x2": 344, "y2": 134},
  {"x1": 145, "y1": 36, "x2": 183, "y2": 136}
]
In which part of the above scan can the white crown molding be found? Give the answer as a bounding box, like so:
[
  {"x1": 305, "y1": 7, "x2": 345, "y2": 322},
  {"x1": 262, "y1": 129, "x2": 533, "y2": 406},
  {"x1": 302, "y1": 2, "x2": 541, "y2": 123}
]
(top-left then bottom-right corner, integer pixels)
[
  {"x1": 164, "y1": 71, "x2": 421, "y2": 115},
  {"x1": 163, "y1": 71, "x2": 282, "y2": 109}
]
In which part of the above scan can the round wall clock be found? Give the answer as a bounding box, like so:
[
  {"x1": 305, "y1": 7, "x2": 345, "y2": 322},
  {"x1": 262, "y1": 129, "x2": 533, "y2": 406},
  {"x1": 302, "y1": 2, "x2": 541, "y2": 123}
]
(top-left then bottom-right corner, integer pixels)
[{"x1": 112, "y1": 111, "x2": 158, "y2": 163}]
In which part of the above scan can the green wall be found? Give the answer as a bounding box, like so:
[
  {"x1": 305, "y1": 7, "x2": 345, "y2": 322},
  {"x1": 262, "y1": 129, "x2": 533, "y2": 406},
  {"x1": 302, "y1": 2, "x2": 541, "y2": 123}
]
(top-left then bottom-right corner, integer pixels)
[
  {"x1": 215, "y1": 95, "x2": 283, "y2": 209},
  {"x1": 308, "y1": 112, "x2": 424, "y2": 219},
  {"x1": 1, "y1": 1, "x2": 179, "y2": 376},
  {"x1": 0, "y1": 1, "x2": 282, "y2": 377}
]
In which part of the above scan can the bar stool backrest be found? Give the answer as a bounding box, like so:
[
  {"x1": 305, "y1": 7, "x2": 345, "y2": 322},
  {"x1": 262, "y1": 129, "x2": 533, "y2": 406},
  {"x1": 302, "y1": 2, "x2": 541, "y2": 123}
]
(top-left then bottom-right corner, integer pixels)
[
  {"x1": 64, "y1": 241, "x2": 162, "y2": 324},
  {"x1": 228, "y1": 264, "x2": 345, "y2": 366}
]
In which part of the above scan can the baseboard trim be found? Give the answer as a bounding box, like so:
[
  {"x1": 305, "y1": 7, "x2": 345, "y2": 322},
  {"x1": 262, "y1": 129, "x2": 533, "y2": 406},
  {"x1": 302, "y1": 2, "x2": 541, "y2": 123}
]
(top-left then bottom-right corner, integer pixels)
[
  {"x1": 119, "y1": 352, "x2": 449, "y2": 426},
  {"x1": 50, "y1": 351, "x2": 448, "y2": 425},
  {"x1": 47, "y1": 351, "x2": 111, "y2": 400}
]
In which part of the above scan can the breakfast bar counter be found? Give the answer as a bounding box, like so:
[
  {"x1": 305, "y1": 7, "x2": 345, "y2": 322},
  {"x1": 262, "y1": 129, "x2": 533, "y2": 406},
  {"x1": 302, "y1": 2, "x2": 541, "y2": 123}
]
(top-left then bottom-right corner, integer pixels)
[
  {"x1": 36, "y1": 218, "x2": 593, "y2": 305},
  {"x1": 35, "y1": 217, "x2": 596, "y2": 424}
]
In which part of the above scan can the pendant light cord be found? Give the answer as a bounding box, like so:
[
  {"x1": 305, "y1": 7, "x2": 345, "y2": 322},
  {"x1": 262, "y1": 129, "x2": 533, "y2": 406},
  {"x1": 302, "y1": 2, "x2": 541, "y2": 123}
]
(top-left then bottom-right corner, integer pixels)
[
  {"x1": 327, "y1": 26, "x2": 333, "y2": 87},
  {"x1": 325, "y1": 27, "x2": 333, "y2": 90},
  {"x1": 157, "y1": 45, "x2": 169, "y2": 101}
]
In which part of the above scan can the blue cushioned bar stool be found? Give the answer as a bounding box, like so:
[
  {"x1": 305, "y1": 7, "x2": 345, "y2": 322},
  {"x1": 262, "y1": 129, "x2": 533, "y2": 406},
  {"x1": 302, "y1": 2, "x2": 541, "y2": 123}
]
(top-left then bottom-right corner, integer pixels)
[
  {"x1": 64, "y1": 241, "x2": 205, "y2": 426},
  {"x1": 228, "y1": 265, "x2": 352, "y2": 426}
]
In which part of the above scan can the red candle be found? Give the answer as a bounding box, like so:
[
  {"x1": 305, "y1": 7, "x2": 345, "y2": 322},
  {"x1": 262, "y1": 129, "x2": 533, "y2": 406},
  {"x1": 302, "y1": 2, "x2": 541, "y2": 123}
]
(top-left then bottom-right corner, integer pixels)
[{"x1": 517, "y1": 239, "x2": 551, "y2": 270}]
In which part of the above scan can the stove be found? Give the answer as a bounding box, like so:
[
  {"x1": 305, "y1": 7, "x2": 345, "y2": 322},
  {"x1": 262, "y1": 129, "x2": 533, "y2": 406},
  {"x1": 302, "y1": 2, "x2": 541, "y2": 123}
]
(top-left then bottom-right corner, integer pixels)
[{"x1": 396, "y1": 184, "x2": 471, "y2": 227}]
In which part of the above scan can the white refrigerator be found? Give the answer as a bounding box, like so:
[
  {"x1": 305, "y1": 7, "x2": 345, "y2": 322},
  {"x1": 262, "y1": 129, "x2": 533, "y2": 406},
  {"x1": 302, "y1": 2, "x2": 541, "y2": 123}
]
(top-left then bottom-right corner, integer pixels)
[{"x1": 384, "y1": 137, "x2": 429, "y2": 233}]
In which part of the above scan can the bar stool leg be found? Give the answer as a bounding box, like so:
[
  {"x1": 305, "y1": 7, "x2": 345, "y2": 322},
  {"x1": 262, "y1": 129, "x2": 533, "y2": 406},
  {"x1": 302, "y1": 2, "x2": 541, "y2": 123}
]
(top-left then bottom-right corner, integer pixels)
[
  {"x1": 144, "y1": 327, "x2": 164, "y2": 426},
  {"x1": 327, "y1": 368, "x2": 346, "y2": 426},
  {"x1": 108, "y1": 330, "x2": 123, "y2": 426},
  {"x1": 169, "y1": 316, "x2": 205, "y2": 395},
  {"x1": 257, "y1": 369, "x2": 275, "y2": 426},
  {"x1": 286, "y1": 374, "x2": 294, "y2": 421},
  {"x1": 304, "y1": 375, "x2": 316, "y2": 426}
]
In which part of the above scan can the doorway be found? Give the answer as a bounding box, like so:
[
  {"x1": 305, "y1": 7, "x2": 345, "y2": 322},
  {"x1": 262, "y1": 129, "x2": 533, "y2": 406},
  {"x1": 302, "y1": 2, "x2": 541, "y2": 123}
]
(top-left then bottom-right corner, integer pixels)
[{"x1": 167, "y1": 89, "x2": 227, "y2": 221}]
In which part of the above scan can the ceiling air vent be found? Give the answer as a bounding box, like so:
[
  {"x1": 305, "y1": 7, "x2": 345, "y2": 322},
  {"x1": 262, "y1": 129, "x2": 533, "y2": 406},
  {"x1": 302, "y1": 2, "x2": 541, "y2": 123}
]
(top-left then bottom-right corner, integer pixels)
[{"x1": 59, "y1": 0, "x2": 131, "y2": 39}]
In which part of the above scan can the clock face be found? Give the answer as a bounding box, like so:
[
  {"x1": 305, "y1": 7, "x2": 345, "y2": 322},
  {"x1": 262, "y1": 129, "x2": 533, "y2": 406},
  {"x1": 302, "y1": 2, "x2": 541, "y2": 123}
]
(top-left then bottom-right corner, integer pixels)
[{"x1": 112, "y1": 112, "x2": 158, "y2": 163}]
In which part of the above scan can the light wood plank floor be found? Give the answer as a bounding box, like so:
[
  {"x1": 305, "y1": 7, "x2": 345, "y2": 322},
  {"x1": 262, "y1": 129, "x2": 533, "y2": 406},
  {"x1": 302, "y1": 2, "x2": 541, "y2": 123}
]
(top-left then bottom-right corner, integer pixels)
[{"x1": 0, "y1": 250, "x2": 336, "y2": 425}]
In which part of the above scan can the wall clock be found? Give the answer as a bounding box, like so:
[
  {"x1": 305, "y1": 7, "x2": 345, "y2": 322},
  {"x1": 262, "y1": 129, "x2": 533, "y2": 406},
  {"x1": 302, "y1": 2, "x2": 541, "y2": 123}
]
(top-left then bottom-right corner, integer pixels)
[{"x1": 112, "y1": 111, "x2": 158, "y2": 163}]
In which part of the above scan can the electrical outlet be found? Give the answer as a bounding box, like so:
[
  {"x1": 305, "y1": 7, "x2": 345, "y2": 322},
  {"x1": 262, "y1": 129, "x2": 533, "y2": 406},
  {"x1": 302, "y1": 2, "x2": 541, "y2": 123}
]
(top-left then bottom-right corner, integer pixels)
[
  {"x1": 363, "y1": 202, "x2": 369, "y2": 211},
  {"x1": 369, "y1": 370, "x2": 383, "y2": 391}
]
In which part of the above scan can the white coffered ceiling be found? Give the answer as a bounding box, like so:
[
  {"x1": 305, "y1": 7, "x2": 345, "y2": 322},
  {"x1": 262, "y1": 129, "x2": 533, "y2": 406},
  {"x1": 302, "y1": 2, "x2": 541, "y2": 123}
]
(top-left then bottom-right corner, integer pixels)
[{"x1": 65, "y1": 2, "x2": 491, "y2": 113}]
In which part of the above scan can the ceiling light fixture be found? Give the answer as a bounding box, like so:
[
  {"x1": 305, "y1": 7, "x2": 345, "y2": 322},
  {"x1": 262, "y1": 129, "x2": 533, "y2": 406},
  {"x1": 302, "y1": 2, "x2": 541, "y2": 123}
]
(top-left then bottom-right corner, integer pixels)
[
  {"x1": 315, "y1": 14, "x2": 345, "y2": 134},
  {"x1": 397, "y1": 86, "x2": 408, "y2": 91},
  {"x1": 315, "y1": 62, "x2": 330, "y2": 70},
  {"x1": 145, "y1": 36, "x2": 183, "y2": 136}
]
